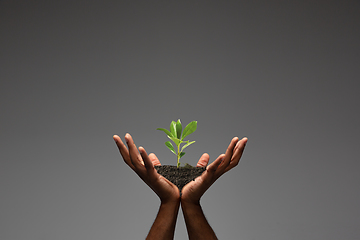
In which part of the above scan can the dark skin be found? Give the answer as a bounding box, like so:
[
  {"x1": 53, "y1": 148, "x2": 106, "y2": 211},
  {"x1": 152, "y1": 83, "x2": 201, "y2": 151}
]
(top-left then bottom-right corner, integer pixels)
[{"x1": 113, "y1": 133, "x2": 247, "y2": 240}]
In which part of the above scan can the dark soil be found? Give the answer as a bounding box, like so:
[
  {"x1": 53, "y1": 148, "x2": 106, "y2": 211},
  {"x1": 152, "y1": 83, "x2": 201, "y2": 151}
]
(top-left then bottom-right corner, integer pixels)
[{"x1": 154, "y1": 164, "x2": 206, "y2": 195}]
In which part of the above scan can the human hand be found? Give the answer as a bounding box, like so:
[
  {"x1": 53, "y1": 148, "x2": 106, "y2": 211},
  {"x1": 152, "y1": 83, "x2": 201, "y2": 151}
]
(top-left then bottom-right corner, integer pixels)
[
  {"x1": 181, "y1": 137, "x2": 248, "y2": 205},
  {"x1": 113, "y1": 133, "x2": 180, "y2": 203}
]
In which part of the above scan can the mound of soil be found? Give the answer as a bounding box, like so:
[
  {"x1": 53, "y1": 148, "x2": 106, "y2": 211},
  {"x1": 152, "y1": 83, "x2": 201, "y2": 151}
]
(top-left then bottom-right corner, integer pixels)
[{"x1": 154, "y1": 164, "x2": 206, "y2": 195}]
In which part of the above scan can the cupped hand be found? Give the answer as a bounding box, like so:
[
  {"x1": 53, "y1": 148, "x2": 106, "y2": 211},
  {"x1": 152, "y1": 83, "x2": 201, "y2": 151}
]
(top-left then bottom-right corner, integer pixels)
[
  {"x1": 113, "y1": 133, "x2": 180, "y2": 203},
  {"x1": 181, "y1": 137, "x2": 248, "y2": 204}
]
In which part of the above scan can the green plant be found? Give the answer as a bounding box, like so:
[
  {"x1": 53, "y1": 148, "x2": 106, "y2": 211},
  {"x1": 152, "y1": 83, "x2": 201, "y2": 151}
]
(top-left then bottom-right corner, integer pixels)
[{"x1": 157, "y1": 119, "x2": 197, "y2": 168}]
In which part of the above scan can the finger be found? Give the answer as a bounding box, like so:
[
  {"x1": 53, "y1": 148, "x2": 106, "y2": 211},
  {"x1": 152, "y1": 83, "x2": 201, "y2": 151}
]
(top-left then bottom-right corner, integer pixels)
[
  {"x1": 224, "y1": 137, "x2": 248, "y2": 173},
  {"x1": 218, "y1": 137, "x2": 239, "y2": 171},
  {"x1": 124, "y1": 133, "x2": 144, "y2": 168},
  {"x1": 207, "y1": 154, "x2": 225, "y2": 173},
  {"x1": 196, "y1": 153, "x2": 210, "y2": 167},
  {"x1": 139, "y1": 147, "x2": 157, "y2": 177},
  {"x1": 113, "y1": 135, "x2": 135, "y2": 170},
  {"x1": 149, "y1": 153, "x2": 161, "y2": 166}
]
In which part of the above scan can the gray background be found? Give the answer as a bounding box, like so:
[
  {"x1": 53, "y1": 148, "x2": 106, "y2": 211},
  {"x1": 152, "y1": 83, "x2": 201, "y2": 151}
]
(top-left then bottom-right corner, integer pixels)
[{"x1": 1, "y1": 1, "x2": 359, "y2": 239}]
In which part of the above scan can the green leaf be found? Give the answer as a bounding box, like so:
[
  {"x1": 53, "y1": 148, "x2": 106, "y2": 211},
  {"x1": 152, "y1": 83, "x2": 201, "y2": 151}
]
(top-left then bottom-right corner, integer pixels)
[
  {"x1": 170, "y1": 121, "x2": 177, "y2": 138},
  {"x1": 181, "y1": 141, "x2": 195, "y2": 152},
  {"x1": 181, "y1": 121, "x2": 197, "y2": 140},
  {"x1": 157, "y1": 128, "x2": 174, "y2": 138},
  {"x1": 168, "y1": 136, "x2": 181, "y2": 146},
  {"x1": 179, "y1": 152, "x2": 186, "y2": 159},
  {"x1": 165, "y1": 141, "x2": 176, "y2": 155},
  {"x1": 176, "y1": 119, "x2": 182, "y2": 139}
]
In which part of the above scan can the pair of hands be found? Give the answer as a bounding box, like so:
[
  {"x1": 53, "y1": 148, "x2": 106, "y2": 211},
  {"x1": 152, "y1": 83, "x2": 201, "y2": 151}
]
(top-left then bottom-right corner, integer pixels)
[{"x1": 113, "y1": 133, "x2": 247, "y2": 204}]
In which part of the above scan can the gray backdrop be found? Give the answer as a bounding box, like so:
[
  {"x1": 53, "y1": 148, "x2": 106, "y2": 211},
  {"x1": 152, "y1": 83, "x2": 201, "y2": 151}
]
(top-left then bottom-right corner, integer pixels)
[{"x1": 1, "y1": 1, "x2": 359, "y2": 239}]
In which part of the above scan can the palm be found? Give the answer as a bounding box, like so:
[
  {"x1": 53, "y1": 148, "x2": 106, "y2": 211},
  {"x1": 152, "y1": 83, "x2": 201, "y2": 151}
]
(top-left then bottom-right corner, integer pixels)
[
  {"x1": 181, "y1": 153, "x2": 220, "y2": 203},
  {"x1": 113, "y1": 134, "x2": 180, "y2": 203},
  {"x1": 148, "y1": 153, "x2": 180, "y2": 200},
  {"x1": 181, "y1": 174, "x2": 207, "y2": 203},
  {"x1": 181, "y1": 137, "x2": 248, "y2": 204}
]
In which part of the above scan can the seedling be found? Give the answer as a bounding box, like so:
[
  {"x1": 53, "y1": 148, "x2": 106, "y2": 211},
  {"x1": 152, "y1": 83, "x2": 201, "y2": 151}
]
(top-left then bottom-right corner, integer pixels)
[{"x1": 157, "y1": 119, "x2": 197, "y2": 168}]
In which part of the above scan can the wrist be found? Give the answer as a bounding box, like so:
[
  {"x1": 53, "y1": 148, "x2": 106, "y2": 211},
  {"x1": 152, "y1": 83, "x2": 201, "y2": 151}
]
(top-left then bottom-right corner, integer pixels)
[
  {"x1": 161, "y1": 197, "x2": 180, "y2": 206},
  {"x1": 180, "y1": 199, "x2": 201, "y2": 213},
  {"x1": 180, "y1": 196, "x2": 200, "y2": 206}
]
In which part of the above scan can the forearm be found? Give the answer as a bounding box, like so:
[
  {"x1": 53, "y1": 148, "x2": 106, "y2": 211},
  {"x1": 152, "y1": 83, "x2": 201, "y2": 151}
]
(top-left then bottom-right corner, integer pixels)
[
  {"x1": 146, "y1": 200, "x2": 180, "y2": 240},
  {"x1": 181, "y1": 201, "x2": 218, "y2": 240}
]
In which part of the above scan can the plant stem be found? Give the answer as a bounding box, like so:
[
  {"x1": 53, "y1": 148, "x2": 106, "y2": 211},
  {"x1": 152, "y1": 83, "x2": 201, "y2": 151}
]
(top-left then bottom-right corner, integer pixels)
[{"x1": 177, "y1": 143, "x2": 180, "y2": 168}]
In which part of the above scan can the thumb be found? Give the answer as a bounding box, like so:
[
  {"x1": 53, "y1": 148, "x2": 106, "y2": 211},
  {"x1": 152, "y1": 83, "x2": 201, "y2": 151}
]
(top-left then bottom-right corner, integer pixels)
[{"x1": 196, "y1": 153, "x2": 210, "y2": 167}]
